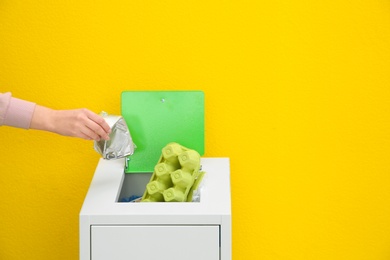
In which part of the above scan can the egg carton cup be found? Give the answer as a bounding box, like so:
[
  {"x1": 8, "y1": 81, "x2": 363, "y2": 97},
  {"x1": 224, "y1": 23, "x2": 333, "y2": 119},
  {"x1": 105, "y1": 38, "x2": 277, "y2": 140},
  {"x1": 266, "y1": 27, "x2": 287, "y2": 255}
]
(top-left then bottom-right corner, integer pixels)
[{"x1": 142, "y1": 142, "x2": 205, "y2": 202}]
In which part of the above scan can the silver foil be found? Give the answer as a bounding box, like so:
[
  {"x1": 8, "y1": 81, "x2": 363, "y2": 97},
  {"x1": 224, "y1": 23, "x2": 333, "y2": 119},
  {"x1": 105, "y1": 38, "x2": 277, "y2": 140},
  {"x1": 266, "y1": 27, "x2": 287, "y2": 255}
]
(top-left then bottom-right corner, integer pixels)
[{"x1": 94, "y1": 112, "x2": 135, "y2": 160}]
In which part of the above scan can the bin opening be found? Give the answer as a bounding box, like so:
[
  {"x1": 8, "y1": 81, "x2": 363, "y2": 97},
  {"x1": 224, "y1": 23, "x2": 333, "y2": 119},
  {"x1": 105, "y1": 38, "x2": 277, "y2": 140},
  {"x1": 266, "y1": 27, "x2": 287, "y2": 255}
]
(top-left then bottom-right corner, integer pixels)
[
  {"x1": 117, "y1": 171, "x2": 204, "y2": 203},
  {"x1": 117, "y1": 172, "x2": 152, "y2": 203},
  {"x1": 118, "y1": 142, "x2": 205, "y2": 203}
]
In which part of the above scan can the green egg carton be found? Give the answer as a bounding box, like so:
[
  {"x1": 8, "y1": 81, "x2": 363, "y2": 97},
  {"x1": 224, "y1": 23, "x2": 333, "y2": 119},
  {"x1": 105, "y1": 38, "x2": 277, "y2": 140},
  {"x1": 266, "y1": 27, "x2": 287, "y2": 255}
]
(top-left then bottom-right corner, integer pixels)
[{"x1": 141, "y1": 142, "x2": 205, "y2": 202}]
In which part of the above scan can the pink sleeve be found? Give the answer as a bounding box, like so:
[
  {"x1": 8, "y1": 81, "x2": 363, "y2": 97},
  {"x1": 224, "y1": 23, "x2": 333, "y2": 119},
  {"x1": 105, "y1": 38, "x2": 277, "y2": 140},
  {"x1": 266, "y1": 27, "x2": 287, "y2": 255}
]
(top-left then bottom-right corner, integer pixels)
[{"x1": 0, "y1": 92, "x2": 36, "y2": 129}]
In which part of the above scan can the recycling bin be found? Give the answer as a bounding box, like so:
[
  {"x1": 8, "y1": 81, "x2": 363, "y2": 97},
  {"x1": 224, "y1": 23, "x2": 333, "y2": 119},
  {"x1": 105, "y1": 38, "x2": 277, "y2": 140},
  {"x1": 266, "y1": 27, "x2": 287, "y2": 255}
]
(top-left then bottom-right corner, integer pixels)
[{"x1": 79, "y1": 91, "x2": 231, "y2": 260}]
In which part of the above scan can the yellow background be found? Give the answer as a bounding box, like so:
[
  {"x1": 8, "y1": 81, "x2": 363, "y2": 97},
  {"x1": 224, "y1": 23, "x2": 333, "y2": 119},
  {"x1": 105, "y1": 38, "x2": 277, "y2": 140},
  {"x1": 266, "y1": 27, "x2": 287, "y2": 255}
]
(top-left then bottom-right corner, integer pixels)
[{"x1": 1, "y1": 1, "x2": 390, "y2": 259}]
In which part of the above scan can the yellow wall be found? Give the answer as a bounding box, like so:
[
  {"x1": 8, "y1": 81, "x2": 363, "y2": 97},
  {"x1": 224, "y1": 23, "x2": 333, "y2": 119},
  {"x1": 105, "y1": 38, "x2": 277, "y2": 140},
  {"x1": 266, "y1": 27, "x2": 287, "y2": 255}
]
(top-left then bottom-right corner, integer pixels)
[{"x1": 1, "y1": 1, "x2": 390, "y2": 259}]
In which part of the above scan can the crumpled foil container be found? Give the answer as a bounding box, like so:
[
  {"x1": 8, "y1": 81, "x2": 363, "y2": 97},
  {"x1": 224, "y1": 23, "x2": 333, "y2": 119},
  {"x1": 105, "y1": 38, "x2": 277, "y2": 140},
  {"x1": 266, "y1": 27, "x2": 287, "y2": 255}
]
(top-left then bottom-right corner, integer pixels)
[{"x1": 94, "y1": 112, "x2": 135, "y2": 160}]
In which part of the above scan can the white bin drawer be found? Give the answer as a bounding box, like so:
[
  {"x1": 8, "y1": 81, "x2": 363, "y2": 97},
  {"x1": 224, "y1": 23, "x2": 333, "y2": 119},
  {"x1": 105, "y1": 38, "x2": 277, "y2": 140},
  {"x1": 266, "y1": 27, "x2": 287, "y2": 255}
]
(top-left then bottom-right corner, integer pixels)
[{"x1": 91, "y1": 225, "x2": 220, "y2": 260}]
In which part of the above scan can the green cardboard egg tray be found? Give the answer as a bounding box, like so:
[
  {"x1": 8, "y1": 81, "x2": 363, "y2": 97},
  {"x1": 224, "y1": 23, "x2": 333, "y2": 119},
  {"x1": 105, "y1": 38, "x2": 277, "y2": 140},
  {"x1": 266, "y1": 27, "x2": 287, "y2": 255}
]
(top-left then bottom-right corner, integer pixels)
[{"x1": 142, "y1": 142, "x2": 205, "y2": 202}]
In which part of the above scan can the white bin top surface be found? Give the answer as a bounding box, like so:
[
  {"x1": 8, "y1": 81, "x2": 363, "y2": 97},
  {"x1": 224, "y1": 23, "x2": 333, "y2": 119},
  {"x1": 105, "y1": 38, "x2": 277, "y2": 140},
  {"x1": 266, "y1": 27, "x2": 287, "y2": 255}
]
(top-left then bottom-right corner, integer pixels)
[{"x1": 80, "y1": 158, "x2": 231, "y2": 223}]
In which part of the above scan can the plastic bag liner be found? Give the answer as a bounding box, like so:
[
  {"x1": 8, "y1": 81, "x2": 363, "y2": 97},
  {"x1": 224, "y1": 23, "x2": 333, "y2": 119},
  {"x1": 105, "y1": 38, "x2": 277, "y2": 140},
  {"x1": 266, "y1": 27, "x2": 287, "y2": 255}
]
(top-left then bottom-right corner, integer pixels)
[{"x1": 94, "y1": 112, "x2": 135, "y2": 160}]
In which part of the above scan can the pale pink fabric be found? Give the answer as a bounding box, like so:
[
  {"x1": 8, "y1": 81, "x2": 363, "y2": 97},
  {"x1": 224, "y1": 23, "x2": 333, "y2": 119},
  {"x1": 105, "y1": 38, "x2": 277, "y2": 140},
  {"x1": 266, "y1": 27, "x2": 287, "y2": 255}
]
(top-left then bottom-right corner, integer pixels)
[{"x1": 0, "y1": 92, "x2": 36, "y2": 129}]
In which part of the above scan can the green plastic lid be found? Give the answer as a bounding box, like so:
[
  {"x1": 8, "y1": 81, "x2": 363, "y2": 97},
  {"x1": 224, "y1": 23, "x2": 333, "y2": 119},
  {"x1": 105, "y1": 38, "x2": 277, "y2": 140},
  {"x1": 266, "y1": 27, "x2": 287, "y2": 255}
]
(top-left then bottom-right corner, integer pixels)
[{"x1": 121, "y1": 91, "x2": 205, "y2": 173}]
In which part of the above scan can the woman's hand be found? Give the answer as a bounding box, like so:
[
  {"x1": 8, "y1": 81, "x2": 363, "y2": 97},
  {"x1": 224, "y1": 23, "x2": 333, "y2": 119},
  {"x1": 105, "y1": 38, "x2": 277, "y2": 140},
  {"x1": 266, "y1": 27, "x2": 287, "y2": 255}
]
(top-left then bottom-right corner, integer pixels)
[{"x1": 31, "y1": 106, "x2": 111, "y2": 141}]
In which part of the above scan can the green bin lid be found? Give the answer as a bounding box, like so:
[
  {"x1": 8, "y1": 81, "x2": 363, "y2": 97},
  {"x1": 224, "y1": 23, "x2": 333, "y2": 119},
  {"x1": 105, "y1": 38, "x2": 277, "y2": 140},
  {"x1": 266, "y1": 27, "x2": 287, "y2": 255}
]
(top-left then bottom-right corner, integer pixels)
[{"x1": 121, "y1": 91, "x2": 205, "y2": 173}]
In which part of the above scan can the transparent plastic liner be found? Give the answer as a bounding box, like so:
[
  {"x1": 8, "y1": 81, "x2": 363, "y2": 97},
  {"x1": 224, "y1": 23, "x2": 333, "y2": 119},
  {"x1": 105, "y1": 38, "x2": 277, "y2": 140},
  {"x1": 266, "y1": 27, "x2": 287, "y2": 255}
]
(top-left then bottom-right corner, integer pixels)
[
  {"x1": 94, "y1": 112, "x2": 136, "y2": 160},
  {"x1": 189, "y1": 166, "x2": 206, "y2": 202}
]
